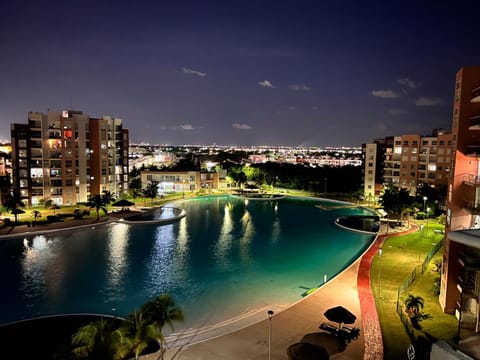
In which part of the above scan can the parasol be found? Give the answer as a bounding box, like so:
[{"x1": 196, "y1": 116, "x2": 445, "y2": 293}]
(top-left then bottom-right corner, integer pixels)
[{"x1": 323, "y1": 306, "x2": 356, "y2": 326}]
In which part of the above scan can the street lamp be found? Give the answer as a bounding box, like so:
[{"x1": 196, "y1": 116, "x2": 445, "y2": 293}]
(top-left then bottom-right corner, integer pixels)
[
  {"x1": 426, "y1": 207, "x2": 430, "y2": 236},
  {"x1": 423, "y1": 196, "x2": 427, "y2": 215},
  {"x1": 267, "y1": 310, "x2": 274, "y2": 360},
  {"x1": 378, "y1": 247, "x2": 383, "y2": 299}
]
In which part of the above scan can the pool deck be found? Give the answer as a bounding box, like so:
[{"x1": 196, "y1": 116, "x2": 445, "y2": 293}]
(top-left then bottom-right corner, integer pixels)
[{"x1": 0, "y1": 212, "x2": 415, "y2": 360}]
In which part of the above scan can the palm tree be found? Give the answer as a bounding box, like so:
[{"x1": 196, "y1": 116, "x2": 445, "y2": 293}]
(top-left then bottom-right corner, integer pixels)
[
  {"x1": 71, "y1": 317, "x2": 121, "y2": 360},
  {"x1": 115, "y1": 311, "x2": 159, "y2": 360},
  {"x1": 139, "y1": 294, "x2": 184, "y2": 358},
  {"x1": 143, "y1": 181, "x2": 159, "y2": 205},
  {"x1": 3, "y1": 189, "x2": 25, "y2": 223},
  {"x1": 32, "y1": 210, "x2": 41, "y2": 224},
  {"x1": 404, "y1": 294, "x2": 425, "y2": 316},
  {"x1": 70, "y1": 294, "x2": 183, "y2": 360},
  {"x1": 87, "y1": 191, "x2": 115, "y2": 221}
]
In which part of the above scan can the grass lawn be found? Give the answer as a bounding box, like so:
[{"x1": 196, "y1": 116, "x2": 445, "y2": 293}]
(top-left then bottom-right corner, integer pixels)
[{"x1": 370, "y1": 219, "x2": 459, "y2": 359}]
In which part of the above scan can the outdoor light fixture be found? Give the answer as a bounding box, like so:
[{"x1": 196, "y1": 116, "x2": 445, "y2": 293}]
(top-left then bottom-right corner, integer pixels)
[{"x1": 268, "y1": 310, "x2": 274, "y2": 360}]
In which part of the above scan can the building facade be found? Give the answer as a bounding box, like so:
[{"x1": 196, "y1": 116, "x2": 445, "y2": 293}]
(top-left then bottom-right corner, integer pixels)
[
  {"x1": 10, "y1": 110, "x2": 129, "y2": 206},
  {"x1": 362, "y1": 130, "x2": 453, "y2": 199},
  {"x1": 140, "y1": 170, "x2": 220, "y2": 194},
  {"x1": 442, "y1": 66, "x2": 480, "y2": 333},
  {"x1": 362, "y1": 138, "x2": 392, "y2": 203}
]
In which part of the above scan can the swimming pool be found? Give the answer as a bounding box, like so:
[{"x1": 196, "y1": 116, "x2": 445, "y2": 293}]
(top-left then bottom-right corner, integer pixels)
[{"x1": 0, "y1": 196, "x2": 376, "y2": 331}]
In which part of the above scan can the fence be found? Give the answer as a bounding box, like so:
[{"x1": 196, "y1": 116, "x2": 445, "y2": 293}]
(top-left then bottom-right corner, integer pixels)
[{"x1": 395, "y1": 239, "x2": 444, "y2": 340}]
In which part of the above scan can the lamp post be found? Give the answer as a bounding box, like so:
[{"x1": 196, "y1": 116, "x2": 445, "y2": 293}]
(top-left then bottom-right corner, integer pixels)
[
  {"x1": 267, "y1": 310, "x2": 274, "y2": 360},
  {"x1": 378, "y1": 247, "x2": 383, "y2": 299}
]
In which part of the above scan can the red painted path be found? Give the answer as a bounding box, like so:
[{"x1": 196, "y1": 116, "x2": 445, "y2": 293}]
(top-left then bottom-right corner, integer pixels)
[{"x1": 358, "y1": 224, "x2": 419, "y2": 360}]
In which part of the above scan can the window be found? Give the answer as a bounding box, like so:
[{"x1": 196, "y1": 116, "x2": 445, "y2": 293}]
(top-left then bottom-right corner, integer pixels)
[{"x1": 403, "y1": 140, "x2": 409, "y2": 146}]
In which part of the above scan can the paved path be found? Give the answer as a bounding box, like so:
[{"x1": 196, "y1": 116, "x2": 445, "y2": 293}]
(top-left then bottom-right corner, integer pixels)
[
  {"x1": 141, "y1": 225, "x2": 418, "y2": 360},
  {"x1": 0, "y1": 211, "x2": 417, "y2": 360}
]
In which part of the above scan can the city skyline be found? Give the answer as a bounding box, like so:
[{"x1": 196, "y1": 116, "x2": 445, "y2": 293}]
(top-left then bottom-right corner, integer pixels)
[{"x1": 1, "y1": 0, "x2": 480, "y2": 147}]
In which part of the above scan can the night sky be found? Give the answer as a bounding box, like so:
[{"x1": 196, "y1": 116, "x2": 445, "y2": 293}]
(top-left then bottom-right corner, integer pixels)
[{"x1": 1, "y1": 0, "x2": 480, "y2": 147}]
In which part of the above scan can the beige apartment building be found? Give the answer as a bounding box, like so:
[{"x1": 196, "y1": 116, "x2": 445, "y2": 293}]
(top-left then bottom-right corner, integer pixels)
[
  {"x1": 140, "y1": 170, "x2": 220, "y2": 194},
  {"x1": 10, "y1": 110, "x2": 129, "y2": 206},
  {"x1": 362, "y1": 130, "x2": 453, "y2": 200}
]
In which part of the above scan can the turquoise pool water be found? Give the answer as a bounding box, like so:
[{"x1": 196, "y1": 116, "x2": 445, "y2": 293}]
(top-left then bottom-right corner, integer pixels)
[{"x1": 0, "y1": 196, "x2": 376, "y2": 330}]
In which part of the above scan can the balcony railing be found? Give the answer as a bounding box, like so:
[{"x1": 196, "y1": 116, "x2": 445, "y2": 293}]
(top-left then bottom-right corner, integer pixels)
[
  {"x1": 469, "y1": 115, "x2": 480, "y2": 130},
  {"x1": 464, "y1": 200, "x2": 480, "y2": 214},
  {"x1": 471, "y1": 86, "x2": 480, "y2": 103},
  {"x1": 466, "y1": 145, "x2": 480, "y2": 157},
  {"x1": 463, "y1": 174, "x2": 480, "y2": 186}
]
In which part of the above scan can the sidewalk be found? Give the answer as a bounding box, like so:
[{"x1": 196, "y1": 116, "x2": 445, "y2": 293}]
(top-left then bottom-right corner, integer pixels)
[{"x1": 143, "y1": 225, "x2": 416, "y2": 360}]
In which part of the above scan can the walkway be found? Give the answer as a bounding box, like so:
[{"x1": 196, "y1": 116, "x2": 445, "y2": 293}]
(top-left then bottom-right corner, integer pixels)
[{"x1": 142, "y1": 225, "x2": 417, "y2": 360}]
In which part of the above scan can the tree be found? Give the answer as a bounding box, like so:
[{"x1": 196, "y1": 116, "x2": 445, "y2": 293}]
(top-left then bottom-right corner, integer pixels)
[
  {"x1": 70, "y1": 294, "x2": 183, "y2": 360},
  {"x1": 3, "y1": 189, "x2": 25, "y2": 223},
  {"x1": 404, "y1": 294, "x2": 425, "y2": 316},
  {"x1": 32, "y1": 210, "x2": 41, "y2": 223},
  {"x1": 143, "y1": 181, "x2": 159, "y2": 205},
  {"x1": 139, "y1": 294, "x2": 184, "y2": 358},
  {"x1": 71, "y1": 317, "x2": 120, "y2": 360},
  {"x1": 115, "y1": 311, "x2": 158, "y2": 360},
  {"x1": 379, "y1": 186, "x2": 413, "y2": 220},
  {"x1": 404, "y1": 294, "x2": 430, "y2": 329},
  {"x1": 87, "y1": 191, "x2": 115, "y2": 221}
]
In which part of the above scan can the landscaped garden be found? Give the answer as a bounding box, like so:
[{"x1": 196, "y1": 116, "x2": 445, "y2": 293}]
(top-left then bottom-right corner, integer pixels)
[{"x1": 370, "y1": 217, "x2": 459, "y2": 359}]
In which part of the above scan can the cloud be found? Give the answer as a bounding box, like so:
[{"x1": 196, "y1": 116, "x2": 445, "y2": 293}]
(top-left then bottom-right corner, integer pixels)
[
  {"x1": 388, "y1": 108, "x2": 408, "y2": 115},
  {"x1": 180, "y1": 124, "x2": 195, "y2": 130},
  {"x1": 232, "y1": 123, "x2": 252, "y2": 130},
  {"x1": 288, "y1": 84, "x2": 311, "y2": 91},
  {"x1": 182, "y1": 67, "x2": 207, "y2": 77},
  {"x1": 287, "y1": 106, "x2": 296, "y2": 110},
  {"x1": 397, "y1": 78, "x2": 416, "y2": 89},
  {"x1": 371, "y1": 90, "x2": 400, "y2": 98},
  {"x1": 415, "y1": 97, "x2": 447, "y2": 106},
  {"x1": 258, "y1": 80, "x2": 274, "y2": 88}
]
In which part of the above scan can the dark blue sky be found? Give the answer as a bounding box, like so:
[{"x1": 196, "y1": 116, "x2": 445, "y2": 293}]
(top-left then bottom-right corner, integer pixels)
[{"x1": 1, "y1": 0, "x2": 480, "y2": 146}]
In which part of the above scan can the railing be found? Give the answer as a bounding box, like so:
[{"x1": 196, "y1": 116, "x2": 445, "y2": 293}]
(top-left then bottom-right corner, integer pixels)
[
  {"x1": 395, "y1": 239, "x2": 444, "y2": 341},
  {"x1": 464, "y1": 200, "x2": 480, "y2": 214},
  {"x1": 471, "y1": 86, "x2": 480, "y2": 102},
  {"x1": 462, "y1": 174, "x2": 480, "y2": 186}
]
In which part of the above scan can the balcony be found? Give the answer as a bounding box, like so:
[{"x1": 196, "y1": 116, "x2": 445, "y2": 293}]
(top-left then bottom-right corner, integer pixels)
[
  {"x1": 471, "y1": 86, "x2": 480, "y2": 103},
  {"x1": 468, "y1": 115, "x2": 480, "y2": 130},
  {"x1": 464, "y1": 200, "x2": 480, "y2": 214},
  {"x1": 463, "y1": 174, "x2": 480, "y2": 187},
  {"x1": 466, "y1": 145, "x2": 480, "y2": 157}
]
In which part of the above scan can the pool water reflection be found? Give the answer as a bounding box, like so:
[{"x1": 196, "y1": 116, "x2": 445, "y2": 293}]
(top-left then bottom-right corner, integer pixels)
[{"x1": 0, "y1": 196, "x2": 376, "y2": 330}]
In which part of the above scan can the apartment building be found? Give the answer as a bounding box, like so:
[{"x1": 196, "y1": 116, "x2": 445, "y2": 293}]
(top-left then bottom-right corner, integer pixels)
[
  {"x1": 362, "y1": 137, "x2": 392, "y2": 202},
  {"x1": 441, "y1": 66, "x2": 480, "y2": 333},
  {"x1": 10, "y1": 110, "x2": 129, "y2": 206},
  {"x1": 140, "y1": 170, "x2": 220, "y2": 194},
  {"x1": 362, "y1": 130, "x2": 453, "y2": 200}
]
